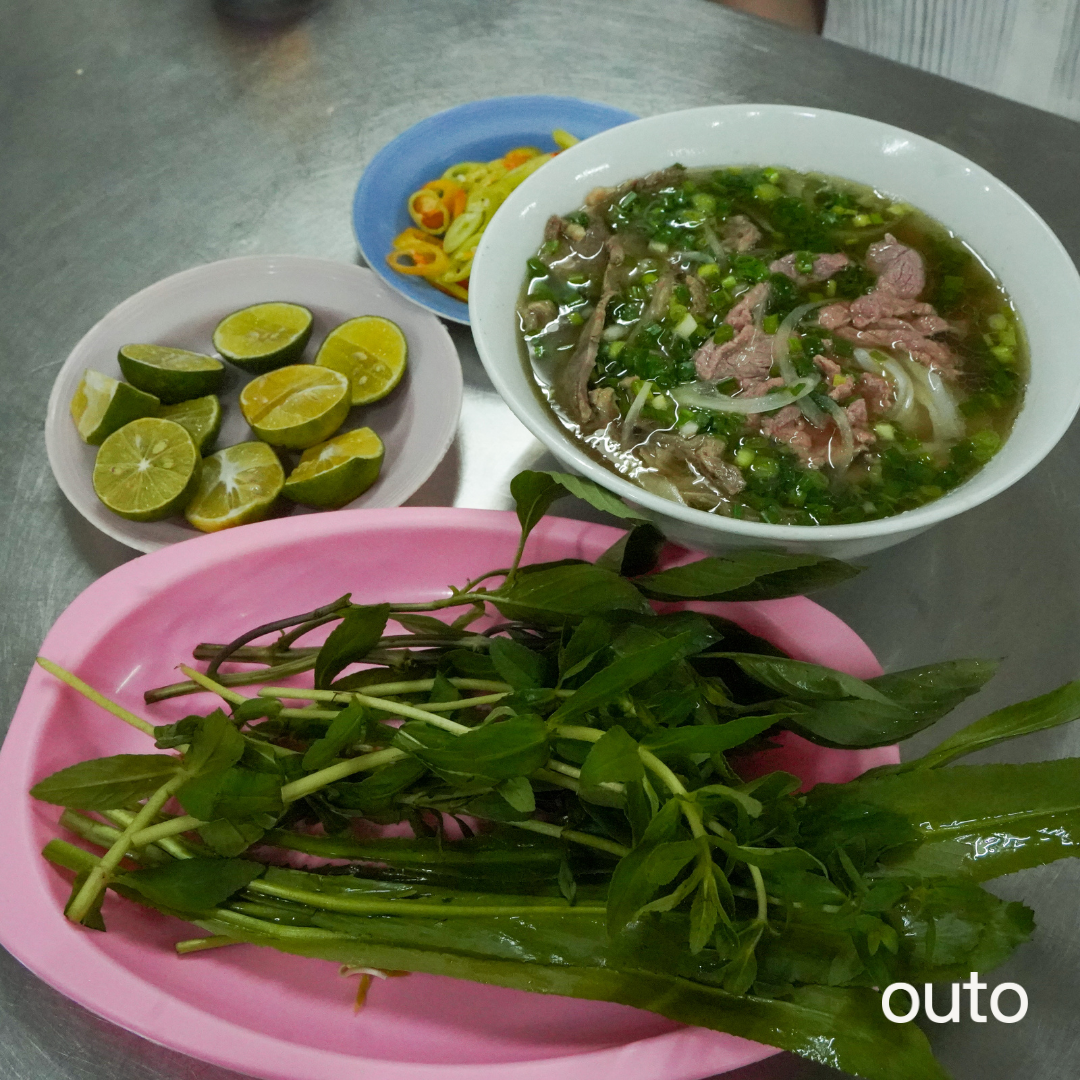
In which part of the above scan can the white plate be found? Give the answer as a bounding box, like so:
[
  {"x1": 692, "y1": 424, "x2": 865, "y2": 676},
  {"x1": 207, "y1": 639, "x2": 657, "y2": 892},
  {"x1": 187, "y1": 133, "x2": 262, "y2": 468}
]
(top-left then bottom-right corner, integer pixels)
[{"x1": 46, "y1": 256, "x2": 462, "y2": 552}]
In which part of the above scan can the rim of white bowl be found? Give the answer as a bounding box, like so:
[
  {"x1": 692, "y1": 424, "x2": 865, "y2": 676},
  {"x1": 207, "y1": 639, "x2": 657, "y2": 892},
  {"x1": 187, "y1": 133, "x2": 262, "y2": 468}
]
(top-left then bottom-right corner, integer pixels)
[{"x1": 470, "y1": 103, "x2": 1080, "y2": 542}]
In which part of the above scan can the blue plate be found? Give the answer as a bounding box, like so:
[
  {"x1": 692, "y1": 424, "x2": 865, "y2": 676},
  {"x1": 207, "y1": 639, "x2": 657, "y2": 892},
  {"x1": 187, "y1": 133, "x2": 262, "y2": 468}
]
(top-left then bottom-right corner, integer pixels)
[{"x1": 352, "y1": 95, "x2": 638, "y2": 325}]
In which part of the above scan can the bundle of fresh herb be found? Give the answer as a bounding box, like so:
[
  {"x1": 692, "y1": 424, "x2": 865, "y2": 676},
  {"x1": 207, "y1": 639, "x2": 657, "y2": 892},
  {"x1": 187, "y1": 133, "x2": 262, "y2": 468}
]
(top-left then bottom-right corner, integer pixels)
[{"x1": 30, "y1": 471, "x2": 1080, "y2": 1080}]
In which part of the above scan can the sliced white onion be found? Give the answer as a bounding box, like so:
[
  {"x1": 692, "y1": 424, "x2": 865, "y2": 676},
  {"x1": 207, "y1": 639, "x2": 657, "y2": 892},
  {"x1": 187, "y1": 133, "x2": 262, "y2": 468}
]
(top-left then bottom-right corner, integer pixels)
[
  {"x1": 602, "y1": 323, "x2": 628, "y2": 341},
  {"x1": 822, "y1": 397, "x2": 854, "y2": 469},
  {"x1": 799, "y1": 394, "x2": 831, "y2": 429},
  {"x1": 903, "y1": 358, "x2": 963, "y2": 442},
  {"x1": 853, "y1": 348, "x2": 916, "y2": 425},
  {"x1": 674, "y1": 250, "x2": 714, "y2": 264},
  {"x1": 774, "y1": 302, "x2": 827, "y2": 384},
  {"x1": 672, "y1": 374, "x2": 820, "y2": 415},
  {"x1": 621, "y1": 379, "x2": 653, "y2": 448},
  {"x1": 702, "y1": 223, "x2": 725, "y2": 260}
]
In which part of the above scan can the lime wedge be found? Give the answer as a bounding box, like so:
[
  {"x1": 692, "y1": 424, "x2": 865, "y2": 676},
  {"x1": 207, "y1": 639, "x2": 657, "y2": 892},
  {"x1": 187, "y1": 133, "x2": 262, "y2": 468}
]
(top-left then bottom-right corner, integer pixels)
[
  {"x1": 283, "y1": 427, "x2": 385, "y2": 508},
  {"x1": 157, "y1": 394, "x2": 222, "y2": 454},
  {"x1": 117, "y1": 344, "x2": 224, "y2": 404},
  {"x1": 213, "y1": 302, "x2": 314, "y2": 374},
  {"x1": 70, "y1": 369, "x2": 159, "y2": 445},
  {"x1": 314, "y1": 316, "x2": 408, "y2": 405},
  {"x1": 92, "y1": 418, "x2": 200, "y2": 521},
  {"x1": 185, "y1": 441, "x2": 284, "y2": 532},
  {"x1": 239, "y1": 364, "x2": 350, "y2": 449}
]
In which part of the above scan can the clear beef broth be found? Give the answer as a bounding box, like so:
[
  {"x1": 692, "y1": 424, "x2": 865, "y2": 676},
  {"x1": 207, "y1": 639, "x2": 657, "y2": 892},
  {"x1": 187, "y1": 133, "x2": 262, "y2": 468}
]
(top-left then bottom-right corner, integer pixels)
[{"x1": 519, "y1": 165, "x2": 1026, "y2": 526}]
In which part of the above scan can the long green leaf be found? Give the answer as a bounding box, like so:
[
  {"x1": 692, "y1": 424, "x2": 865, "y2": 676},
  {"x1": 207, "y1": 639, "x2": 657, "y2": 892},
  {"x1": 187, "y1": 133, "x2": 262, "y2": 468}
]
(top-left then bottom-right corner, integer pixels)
[
  {"x1": 637, "y1": 552, "x2": 860, "y2": 602},
  {"x1": 909, "y1": 679, "x2": 1080, "y2": 770},
  {"x1": 641, "y1": 714, "x2": 785, "y2": 758},
  {"x1": 30, "y1": 755, "x2": 180, "y2": 810},
  {"x1": 120, "y1": 858, "x2": 265, "y2": 912}
]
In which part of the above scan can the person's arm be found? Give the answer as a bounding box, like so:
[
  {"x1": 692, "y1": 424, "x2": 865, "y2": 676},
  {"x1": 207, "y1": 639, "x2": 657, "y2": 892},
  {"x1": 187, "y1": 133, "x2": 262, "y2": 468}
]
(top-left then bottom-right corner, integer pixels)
[{"x1": 717, "y1": 0, "x2": 824, "y2": 33}]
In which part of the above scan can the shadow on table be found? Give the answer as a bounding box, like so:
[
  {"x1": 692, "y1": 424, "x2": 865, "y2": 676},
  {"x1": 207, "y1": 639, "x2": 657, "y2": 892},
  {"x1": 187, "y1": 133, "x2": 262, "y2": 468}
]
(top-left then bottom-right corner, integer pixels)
[
  {"x1": 60, "y1": 498, "x2": 138, "y2": 576},
  {"x1": 212, "y1": 0, "x2": 325, "y2": 28}
]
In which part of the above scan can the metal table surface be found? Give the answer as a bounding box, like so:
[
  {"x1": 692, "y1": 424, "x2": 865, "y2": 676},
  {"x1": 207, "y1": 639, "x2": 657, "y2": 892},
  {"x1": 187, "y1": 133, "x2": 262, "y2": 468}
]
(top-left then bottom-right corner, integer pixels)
[{"x1": 3, "y1": 2, "x2": 1079, "y2": 1078}]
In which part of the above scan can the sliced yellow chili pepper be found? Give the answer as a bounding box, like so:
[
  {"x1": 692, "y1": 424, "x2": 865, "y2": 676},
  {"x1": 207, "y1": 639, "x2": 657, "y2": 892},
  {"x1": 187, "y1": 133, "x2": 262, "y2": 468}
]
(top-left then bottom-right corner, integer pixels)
[
  {"x1": 386, "y1": 237, "x2": 450, "y2": 277},
  {"x1": 407, "y1": 189, "x2": 450, "y2": 234},
  {"x1": 502, "y1": 146, "x2": 541, "y2": 170}
]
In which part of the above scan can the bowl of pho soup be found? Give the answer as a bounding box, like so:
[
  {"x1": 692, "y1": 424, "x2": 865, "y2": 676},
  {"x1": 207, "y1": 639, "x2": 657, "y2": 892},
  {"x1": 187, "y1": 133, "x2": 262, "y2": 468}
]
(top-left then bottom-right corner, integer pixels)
[{"x1": 469, "y1": 105, "x2": 1080, "y2": 557}]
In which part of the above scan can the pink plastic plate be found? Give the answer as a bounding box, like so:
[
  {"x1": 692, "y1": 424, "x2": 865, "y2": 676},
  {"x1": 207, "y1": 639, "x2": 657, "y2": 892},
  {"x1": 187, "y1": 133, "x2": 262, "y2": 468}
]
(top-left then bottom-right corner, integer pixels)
[{"x1": 0, "y1": 509, "x2": 898, "y2": 1080}]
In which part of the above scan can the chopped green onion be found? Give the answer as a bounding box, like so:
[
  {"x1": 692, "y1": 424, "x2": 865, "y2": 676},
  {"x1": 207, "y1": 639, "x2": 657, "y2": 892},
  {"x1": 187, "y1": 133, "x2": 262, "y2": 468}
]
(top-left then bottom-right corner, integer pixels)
[
  {"x1": 607, "y1": 341, "x2": 625, "y2": 359},
  {"x1": 825, "y1": 279, "x2": 837, "y2": 298},
  {"x1": 540, "y1": 239, "x2": 559, "y2": 255},
  {"x1": 762, "y1": 314, "x2": 780, "y2": 335},
  {"x1": 713, "y1": 324, "x2": 735, "y2": 344},
  {"x1": 794, "y1": 251, "x2": 815, "y2": 275},
  {"x1": 754, "y1": 183, "x2": 782, "y2": 202},
  {"x1": 721, "y1": 275, "x2": 738, "y2": 290},
  {"x1": 566, "y1": 312, "x2": 584, "y2": 326},
  {"x1": 873, "y1": 422, "x2": 896, "y2": 441},
  {"x1": 526, "y1": 258, "x2": 547, "y2": 278},
  {"x1": 698, "y1": 262, "x2": 721, "y2": 280},
  {"x1": 674, "y1": 313, "x2": 698, "y2": 339},
  {"x1": 735, "y1": 447, "x2": 755, "y2": 467},
  {"x1": 648, "y1": 240, "x2": 669, "y2": 254},
  {"x1": 641, "y1": 270, "x2": 659, "y2": 285},
  {"x1": 987, "y1": 313, "x2": 1008, "y2": 331},
  {"x1": 853, "y1": 214, "x2": 872, "y2": 227},
  {"x1": 991, "y1": 345, "x2": 1014, "y2": 364},
  {"x1": 651, "y1": 394, "x2": 670, "y2": 410}
]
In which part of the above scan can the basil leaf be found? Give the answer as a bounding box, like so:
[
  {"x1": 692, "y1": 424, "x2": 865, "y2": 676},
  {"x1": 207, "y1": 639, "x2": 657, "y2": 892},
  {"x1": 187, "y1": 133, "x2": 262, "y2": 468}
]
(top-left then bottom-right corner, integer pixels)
[
  {"x1": 550, "y1": 631, "x2": 707, "y2": 724},
  {"x1": 496, "y1": 776, "x2": 536, "y2": 814},
  {"x1": 543, "y1": 471, "x2": 645, "y2": 520},
  {"x1": 120, "y1": 858, "x2": 264, "y2": 913},
  {"x1": 558, "y1": 617, "x2": 612, "y2": 684},
  {"x1": 579, "y1": 726, "x2": 645, "y2": 793},
  {"x1": 394, "y1": 613, "x2": 465, "y2": 639},
  {"x1": 595, "y1": 522, "x2": 666, "y2": 577},
  {"x1": 198, "y1": 818, "x2": 268, "y2": 857},
  {"x1": 231, "y1": 697, "x2": 282, "y2": 723},
  {"x1": 608, "y1": 839, "x2": 699, "y2": 935},
  {"x1": 709, "y1": 838, "x2": 826, "y2": 875},
  {"x1": 641, "y1": 714, "x2": 785, "y2": 758},
  {"x1": 510, "y1": 471, "x2": 568, "y2": 552},
  {"x1": 328, "y1": 757, "x2": 428, "y2": 813},
  {"x1": 489, "y1": 638, "x2": 547, "y2": 690},
  {"x1": 302, "y1": 701, "x2": 366, "y2": 772},
  {"x1": 182, "y1": 710, "x2": 245, "y2": 777},
  {"x1": 492, "y1": 563, "x2": 652, "y2": 625},
  {"x1": 30, "y1": 754, "x2": 179, "y2": 810},
  {"x1": 396, "y1": 715, "x2": 550, "y2": 783},
  {"x1": 637, "y1": 552, "x2": 859, "y2": 602},
  {"x1": 909, "y1": 677, "x2": 1080, "y2": 770},
  {"x1": 177, "y1": 767, "x2": 283, "y2": 821},
  {"x1": 719, "y1": 654, "x2": 893, "y2": 705},
  {"x1": 314, "y1": 604, "x2": 390, "y2": 689}
]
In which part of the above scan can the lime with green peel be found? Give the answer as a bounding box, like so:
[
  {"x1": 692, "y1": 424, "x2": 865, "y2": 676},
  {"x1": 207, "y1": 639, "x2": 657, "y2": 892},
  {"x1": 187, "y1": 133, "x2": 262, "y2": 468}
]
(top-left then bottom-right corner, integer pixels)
[
  {"x1": 213, "y1": 302, "x2": 314, "y2": 374},
  {"x1": 70, "y1": 369, "x2": 159, "y2": 445},
  {"x1": 117, "y1": 344, "x2": 224, "y2": 404},
  {"x1": 283, "y1": 427, "x2": 385, "y2": 508},
  {"x1": 157, "y1": 394, "x2": 222, "y2": 454},
  {"x1": 185, "y1": 441, "x2": 285, "y2": 532},
  {"x1": 314, "y1": 315, "x2": 408, "y2": 405},
  {"x1": 92, "y1": 417, "x2": 201, "y2": 521},
  {"x1": 239, "y1": 364, "x2": 350, "y2": 449}
]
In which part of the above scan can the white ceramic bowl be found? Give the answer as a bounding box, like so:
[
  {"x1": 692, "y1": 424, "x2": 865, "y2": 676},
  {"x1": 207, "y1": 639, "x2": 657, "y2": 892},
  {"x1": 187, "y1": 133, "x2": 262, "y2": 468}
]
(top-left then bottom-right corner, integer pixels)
[{"x1": 469, "y1": 104, "x2": 1080, "y2": 557}]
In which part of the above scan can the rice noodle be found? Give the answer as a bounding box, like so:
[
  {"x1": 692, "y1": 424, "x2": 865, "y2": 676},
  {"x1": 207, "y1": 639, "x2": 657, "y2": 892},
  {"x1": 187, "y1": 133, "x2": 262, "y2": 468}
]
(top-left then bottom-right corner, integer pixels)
[
  {"x1": 672, "y1": 375, "x2": 820, "y2": 415},
  {"x1": 822, "y1": 397, "x2": 854, "y2": 469},
  {"x1": 621, "y1": 379, "x2": 653, "y2": 448},
  {"x1": 902, "y1": 358, "x2": 964, "y2": 442},
  {"x1": 702, "y1": 223, "x2": 725, "y2": 260},
  {"x1": 674, "y1": 250, "x2": 714, "y2": 264}
]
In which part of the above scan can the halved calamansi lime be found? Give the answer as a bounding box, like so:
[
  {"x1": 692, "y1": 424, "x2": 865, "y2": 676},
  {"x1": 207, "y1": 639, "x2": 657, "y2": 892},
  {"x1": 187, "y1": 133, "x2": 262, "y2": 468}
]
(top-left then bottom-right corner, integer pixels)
[
  {"x1": 117, "y1": 344, "x2": 224, "y2": 404},
  {"x1": 92, "y1": 418, "x2": 200, "y2": 521},
  {"x1": 239, "y1": 364, "x2": 350, "y2": 449},
  {"x1": 184, "y1": 441, "x2": 284, "y2": 532},
  {"x1": 282, "y1": 427, "x2": 385, "y2": 508},
  {"x1": 157, "y1": 394, "x2": 222, "y2": 455},
  {"x1": 213, "y1": 302, "x2": 313, "y2": 374},
  {"x1": 71, "y1": 369, "x2": 159, "y2": 445},
  {"x1": 314, "y1": 316, "x2": 407, "y2": 406}
]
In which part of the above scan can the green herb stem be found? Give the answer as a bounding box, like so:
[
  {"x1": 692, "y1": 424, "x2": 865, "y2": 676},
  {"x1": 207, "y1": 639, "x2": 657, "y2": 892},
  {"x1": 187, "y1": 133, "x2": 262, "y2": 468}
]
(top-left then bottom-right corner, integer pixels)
[
  {"x1": 66, "y1": 771, "x2": 189, "y2": 925},
  {"x1": 509, "y1": 818, "x2": 629, "y2": 858},
  {"x1": 37, "y1": 657, "x2": 155, "y2": 736},
  {"x1": 179, "y1": 664, "x2": 247, "y2": 706},
  {"x1": 104, "y1": 809, "x2": 197, "y2": 860},
  {"x1": 129, "y1": 814, "x2": 205, "y2": 847},
  {"x1": 175, "y1": 935, "x2": 240, "y2": 955},
  {"x1": 245, "y1": 879, "x2": 603, "y2": 918},
  {"x1": 279, "y1": 747, "x2": 407, "y2": 804},
  {"x1": 550, "y1": 725, "x2": 604, "y2": 743},
  {"x1": 145, "y1": 654, "x2": 318, "y2": 703}
]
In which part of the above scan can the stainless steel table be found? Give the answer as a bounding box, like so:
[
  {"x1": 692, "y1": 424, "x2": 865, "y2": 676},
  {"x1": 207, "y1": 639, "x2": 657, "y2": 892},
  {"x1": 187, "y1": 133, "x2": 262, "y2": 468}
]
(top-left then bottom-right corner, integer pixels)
[{"x1": 3, "y1": 2, "x2": 1079, "y2": 1077}]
